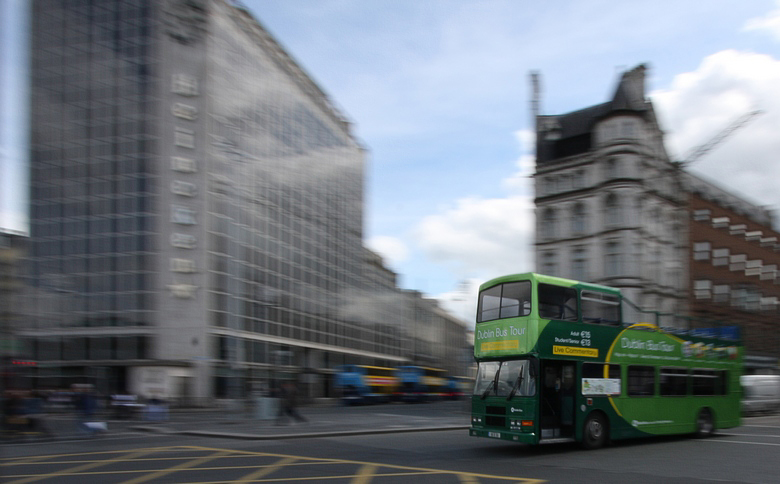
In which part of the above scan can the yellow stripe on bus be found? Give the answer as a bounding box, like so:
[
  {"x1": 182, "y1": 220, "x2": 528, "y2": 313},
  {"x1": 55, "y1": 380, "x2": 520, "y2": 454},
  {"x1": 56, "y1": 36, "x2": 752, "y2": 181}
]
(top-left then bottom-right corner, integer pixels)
[
  {"x1": 552, "y1": 345, "x2": 598, "y2": 358},
  {"x1": 481, "y1": 340, "x2": 519, "y2": 352}
]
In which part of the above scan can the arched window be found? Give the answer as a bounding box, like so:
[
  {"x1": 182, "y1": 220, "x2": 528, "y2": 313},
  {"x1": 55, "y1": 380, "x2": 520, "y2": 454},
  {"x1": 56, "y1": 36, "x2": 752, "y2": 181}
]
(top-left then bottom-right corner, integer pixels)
[
  {"x1": 605, "y1": 193, "x2": 621, "y2": 227},
  {"x1": 572, "y1": 202, "x2": 586, "y2": 235}
]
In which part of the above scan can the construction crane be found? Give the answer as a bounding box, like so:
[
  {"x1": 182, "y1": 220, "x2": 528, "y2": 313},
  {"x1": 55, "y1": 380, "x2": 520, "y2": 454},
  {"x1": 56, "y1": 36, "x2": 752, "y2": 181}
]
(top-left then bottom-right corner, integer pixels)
[{"x1": 678, "y1": 109, "x2": 764, "y2": 168}]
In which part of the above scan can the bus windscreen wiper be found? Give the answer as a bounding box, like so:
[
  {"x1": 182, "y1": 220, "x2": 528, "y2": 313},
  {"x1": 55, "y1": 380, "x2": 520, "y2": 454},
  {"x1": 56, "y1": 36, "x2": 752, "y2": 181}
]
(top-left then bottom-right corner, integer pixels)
[
  {"x1": 506, "y1": 365, "x2": 525, "y2": 400},
  {"x1": 480, "y1": 380, "x2": 495, "y2": 399},
  {"x1": 481, "y1": 366, "x2": 501, "y2": 399}
]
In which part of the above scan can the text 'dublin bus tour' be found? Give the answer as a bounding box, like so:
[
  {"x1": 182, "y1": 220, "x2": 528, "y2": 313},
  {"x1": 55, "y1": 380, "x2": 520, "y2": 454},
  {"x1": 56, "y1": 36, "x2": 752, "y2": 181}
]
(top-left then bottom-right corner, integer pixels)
[{"x1": 469, "y1": 273, "x2": 742, "y2": 449}]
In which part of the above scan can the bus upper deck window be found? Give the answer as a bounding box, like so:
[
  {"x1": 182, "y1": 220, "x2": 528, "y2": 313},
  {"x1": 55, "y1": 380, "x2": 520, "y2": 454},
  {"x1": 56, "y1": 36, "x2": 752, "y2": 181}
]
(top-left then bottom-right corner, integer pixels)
[
  {"x1": 582, "y1": 290, "x2": 621, "y2": 325},
  {"x1": 477, "y1": 281, "x2": 531, "y2": 322},
  {"x1": 538, "y1": 284, "x2": 578, "y2": 321}
]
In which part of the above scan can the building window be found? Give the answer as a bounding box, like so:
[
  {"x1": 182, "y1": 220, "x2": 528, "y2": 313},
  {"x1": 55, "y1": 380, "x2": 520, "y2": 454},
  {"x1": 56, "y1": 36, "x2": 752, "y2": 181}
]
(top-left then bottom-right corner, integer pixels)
[
  {"x1": 713, "y1": 284, "x2": 730, "y2": 303},
  {"x1": 761, "y1": 236, "x2": 777, "y2": 248},
  {"x1": 542, "y1": 252, "x2": 557, "y2": 276},
  {"x1": 542, "y1": 208, "x2": 557, "y2": 239},
  {"x1": 694, "y1": 280, "x2": 712, "y2": 299},
  {"x1": 171, "y1": 258, "x2": 196, "y2": 273},
  {"x1": 604, "y1": 241, "x2": 621, "y2": 277},
  {"x1": 172, "y1": 156, "x2": 197, "y2": 173},
  {"x1": 171, "y1": 233, "x2": 197, "y2": 249},
  {"x1": 545, "y1": 177, "x2": 556, "y2": 195},
  {"x1": 729, "y1": 254, "x2": 746, "y2": 272},
  {"x1": 712, "y1": 217, "x2": 730, "y2": 229},
  {"x1": 172, "y1": 73, "x2": 199, "y2": 96},
  {"x1": 761, "y1": 297, "x2": 778, "y2": 311},
  {"x1": 746, "y1": 259, "x2": 762, "y2": 277},
  {"x1": 573, "y1": 169, "x2": 585, "y2": 190},
  {"x1": 621, "y1": 120, "x2": 636, "y2": 138},
  {"x1": 171, "y1": 180, "x2": 197, "y2": 197},
  {"x1": 172, "y1": 103, "x2": 198, "y2": 120},
  {"x1": 605, "y1": 158, "x2": 619, "y2": 180},
  {"x1": 172, "y1": 205, "x2": 197, "y2": 225},
  {"x1": 729, "y1": 224, "x2": 746, "y2": 235},
  {"x1": 571, "y1": 203, "x2": 586, "y2": 235},
  {"x1": 175, "y1": 128, "x2": 195, "y2": 148},
  {"x1": 571, "y1": 247, "x2": 587, "y2": 281},
  {"x1": 605, "y1": 193, "x2": 621, "y2": 227},
  {"x1": 693, "y1": 209, "x2": 710, "y2": 222},
  {"x1": 712, "y1": 248, "x2": 729, "y2": 267},
  {"x1": 559, "y1": 174, "x2": 571, "y2": 192},
  {"x1": 693, "y1": 242, "x2": 711, "y2": 261},
  {"x1": 761, "y1": 264, "x2": 777, "y2": 281}
]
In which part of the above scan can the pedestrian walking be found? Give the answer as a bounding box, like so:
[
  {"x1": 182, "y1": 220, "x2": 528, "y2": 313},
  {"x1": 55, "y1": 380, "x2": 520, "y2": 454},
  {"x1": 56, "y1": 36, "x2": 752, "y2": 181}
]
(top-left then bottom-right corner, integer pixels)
[
  {"x1": 276, "y1": 382, "x2": 307, "y2": 425},
  {"x1": 74, "y1": 386, "x2": 106, "y2": 435},
  {"x1": 23, "y1": 391, "x2": 54, "y2": 438}
]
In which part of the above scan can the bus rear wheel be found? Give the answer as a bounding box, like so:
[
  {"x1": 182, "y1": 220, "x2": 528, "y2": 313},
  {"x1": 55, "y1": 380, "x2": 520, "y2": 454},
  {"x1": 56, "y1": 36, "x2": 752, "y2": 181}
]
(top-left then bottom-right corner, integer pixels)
[
  {"x1": 696, "y1": 408, "x2": 715, "y2": 437},
  {"x1": 582, "y1": 413, "x2": 608, "y2": 450}
]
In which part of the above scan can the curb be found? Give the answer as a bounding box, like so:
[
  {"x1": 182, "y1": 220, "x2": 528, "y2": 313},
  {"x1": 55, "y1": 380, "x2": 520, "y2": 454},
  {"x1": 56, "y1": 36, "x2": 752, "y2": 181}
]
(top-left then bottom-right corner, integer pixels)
[{"x1": 131, "y1": 425, "x2": 470, "y2": 440}]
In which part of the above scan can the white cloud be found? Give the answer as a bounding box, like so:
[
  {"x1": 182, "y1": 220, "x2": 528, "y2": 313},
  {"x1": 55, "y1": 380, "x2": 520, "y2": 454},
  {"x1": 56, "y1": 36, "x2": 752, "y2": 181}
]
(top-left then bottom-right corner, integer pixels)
[
  {"x1": 743, "y1": 1, "x2": 780, "y2": 42},
  {"x1": 366, "y1": 235, "x2": 409, "y2": 270},
  {"x1": 651, "y1": 49, "x2": 780, "y2": 208},
  {"x1": 413, "y1": 194, "x2": 535, "y2": 283}
]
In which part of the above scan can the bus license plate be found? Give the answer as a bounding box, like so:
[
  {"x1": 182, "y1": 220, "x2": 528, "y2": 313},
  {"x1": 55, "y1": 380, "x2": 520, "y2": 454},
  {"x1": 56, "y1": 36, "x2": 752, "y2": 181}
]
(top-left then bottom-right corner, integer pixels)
[{"x1": 488, "y1": 432, "x2": 501, "y2": 438}]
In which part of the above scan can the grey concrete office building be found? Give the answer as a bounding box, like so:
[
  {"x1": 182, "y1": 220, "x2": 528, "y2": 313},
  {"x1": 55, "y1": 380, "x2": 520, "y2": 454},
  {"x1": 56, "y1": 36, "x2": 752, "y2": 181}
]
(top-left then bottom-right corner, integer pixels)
[{"x1": 21, "y1": 0, "x2": 468, "y2": 402}]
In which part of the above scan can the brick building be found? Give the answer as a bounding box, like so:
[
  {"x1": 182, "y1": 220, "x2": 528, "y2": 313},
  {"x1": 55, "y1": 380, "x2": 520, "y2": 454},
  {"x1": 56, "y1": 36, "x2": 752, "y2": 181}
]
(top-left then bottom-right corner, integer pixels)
[{"x1": 687, "y1": 173, "x2": 780, "y2": 372}]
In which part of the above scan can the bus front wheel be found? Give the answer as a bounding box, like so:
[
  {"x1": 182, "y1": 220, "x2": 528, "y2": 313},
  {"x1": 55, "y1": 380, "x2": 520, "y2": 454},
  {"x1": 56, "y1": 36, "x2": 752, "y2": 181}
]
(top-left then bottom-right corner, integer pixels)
[
  {"x1": 696, "y1": 408, "x2": 715, "y2": 437},
  {"x1": 582, "y1": 412, "x2": 608, "y2": 450}
]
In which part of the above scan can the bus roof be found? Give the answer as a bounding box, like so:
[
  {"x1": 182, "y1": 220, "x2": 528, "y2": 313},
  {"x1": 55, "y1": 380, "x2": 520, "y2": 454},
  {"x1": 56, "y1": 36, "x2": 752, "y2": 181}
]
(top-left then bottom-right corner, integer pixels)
[{"x1": 479, "y1": 273, "x2": 621, "y2": 296}]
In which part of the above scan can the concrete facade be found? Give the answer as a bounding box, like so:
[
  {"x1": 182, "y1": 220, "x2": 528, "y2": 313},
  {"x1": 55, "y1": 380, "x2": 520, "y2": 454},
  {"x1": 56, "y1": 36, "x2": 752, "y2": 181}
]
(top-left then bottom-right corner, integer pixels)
[{"x1": 20, "y1": 0, "x2": 469, "y2": 403}]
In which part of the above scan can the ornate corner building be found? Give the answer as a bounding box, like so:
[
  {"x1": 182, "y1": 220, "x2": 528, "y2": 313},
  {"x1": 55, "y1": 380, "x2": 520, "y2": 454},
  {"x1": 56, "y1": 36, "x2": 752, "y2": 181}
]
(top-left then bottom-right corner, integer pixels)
[
  {"x1": 533, "y1": 65, "x2": 687, "y2": 324},
  {"x1": 534, "y1": 65, "x2": 780, "y2": 370}
]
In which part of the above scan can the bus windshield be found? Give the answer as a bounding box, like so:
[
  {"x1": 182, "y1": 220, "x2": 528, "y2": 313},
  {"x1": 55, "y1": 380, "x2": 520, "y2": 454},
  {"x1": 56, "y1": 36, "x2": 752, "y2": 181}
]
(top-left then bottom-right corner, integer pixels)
[{"x1": 474, "y1": 359, "x2": 536, "y2": 399}]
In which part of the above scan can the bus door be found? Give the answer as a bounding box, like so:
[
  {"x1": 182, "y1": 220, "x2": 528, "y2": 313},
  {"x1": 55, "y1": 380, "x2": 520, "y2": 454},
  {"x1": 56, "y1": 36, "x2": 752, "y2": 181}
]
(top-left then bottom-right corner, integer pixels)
[{"x1": 540, "y1": 360, "x2": 576, "y2": 439}]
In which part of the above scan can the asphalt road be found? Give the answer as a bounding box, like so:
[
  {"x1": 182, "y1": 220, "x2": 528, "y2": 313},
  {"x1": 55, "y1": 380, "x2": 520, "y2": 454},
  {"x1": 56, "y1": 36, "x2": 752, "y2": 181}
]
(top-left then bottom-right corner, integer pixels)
[{"x1": 2, "y1": 403, "x2": 780, "y2": 483}]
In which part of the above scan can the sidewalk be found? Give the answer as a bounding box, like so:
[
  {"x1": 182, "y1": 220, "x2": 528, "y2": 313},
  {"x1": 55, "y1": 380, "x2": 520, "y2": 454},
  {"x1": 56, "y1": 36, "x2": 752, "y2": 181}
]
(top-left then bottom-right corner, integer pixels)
[
  {"x1": 2, "y1": 400, "x2": 471, "y2": 443},
  {"x1": 132, "y1": 400, "x2": 471, "y2": 440}
]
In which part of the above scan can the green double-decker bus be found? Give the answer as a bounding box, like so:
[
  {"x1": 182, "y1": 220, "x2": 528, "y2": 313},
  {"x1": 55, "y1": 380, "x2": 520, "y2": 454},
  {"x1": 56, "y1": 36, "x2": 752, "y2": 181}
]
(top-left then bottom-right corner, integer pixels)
[{"x1": 470, "y1": 273, "x2": 743, "y2": 449}]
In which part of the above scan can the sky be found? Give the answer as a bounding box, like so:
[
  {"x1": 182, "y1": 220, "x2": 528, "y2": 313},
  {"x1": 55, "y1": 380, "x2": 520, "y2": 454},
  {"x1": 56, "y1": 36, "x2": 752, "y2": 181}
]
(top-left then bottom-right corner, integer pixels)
[
  {"x1": 2, "y1": 1, "x2": 780, "y2": 325},
  {"x1": 242, "y1": 0, "x2": 780, "y2": 323},
  {"x1": 0, "y1": 0, "x2": 30, "y2": 236}
]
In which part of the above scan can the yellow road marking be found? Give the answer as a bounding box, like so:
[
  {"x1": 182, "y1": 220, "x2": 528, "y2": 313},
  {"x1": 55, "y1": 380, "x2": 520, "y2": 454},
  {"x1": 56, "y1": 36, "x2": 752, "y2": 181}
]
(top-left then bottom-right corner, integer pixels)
[
  {"x1": 2, "y1": 462, "x2": 337, "y2": 479},
  {"x1": 0, "y1": 446, "x2": 184, "y2": 462},
  {"x1": 184, "y1": 471, "x2": 444, "y2": 483},
  {"x1": 6, "y1": 449, "x2": 157, "y2": 484},
  {"x1": 117, "y1": 450, "x2": 231, "y2": 484},
  {"x1": 184, "y1": 446, "x2": 545, "y2": 482},
  {"x1": 234, "y1": 457, "x2": 298, "y2": 483},
  {"x1": 3, "y1": 446, "x2": 546, "y2": 483},
  {"x1": 459, "y1": 474, "x2": 480, "y2": 483},
  {"x1": 351, "y1": 463, "x2": 378, "y2": 484},
  {"x1": 0, "y1": 455, "x2": 51, "y2": 467}
]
